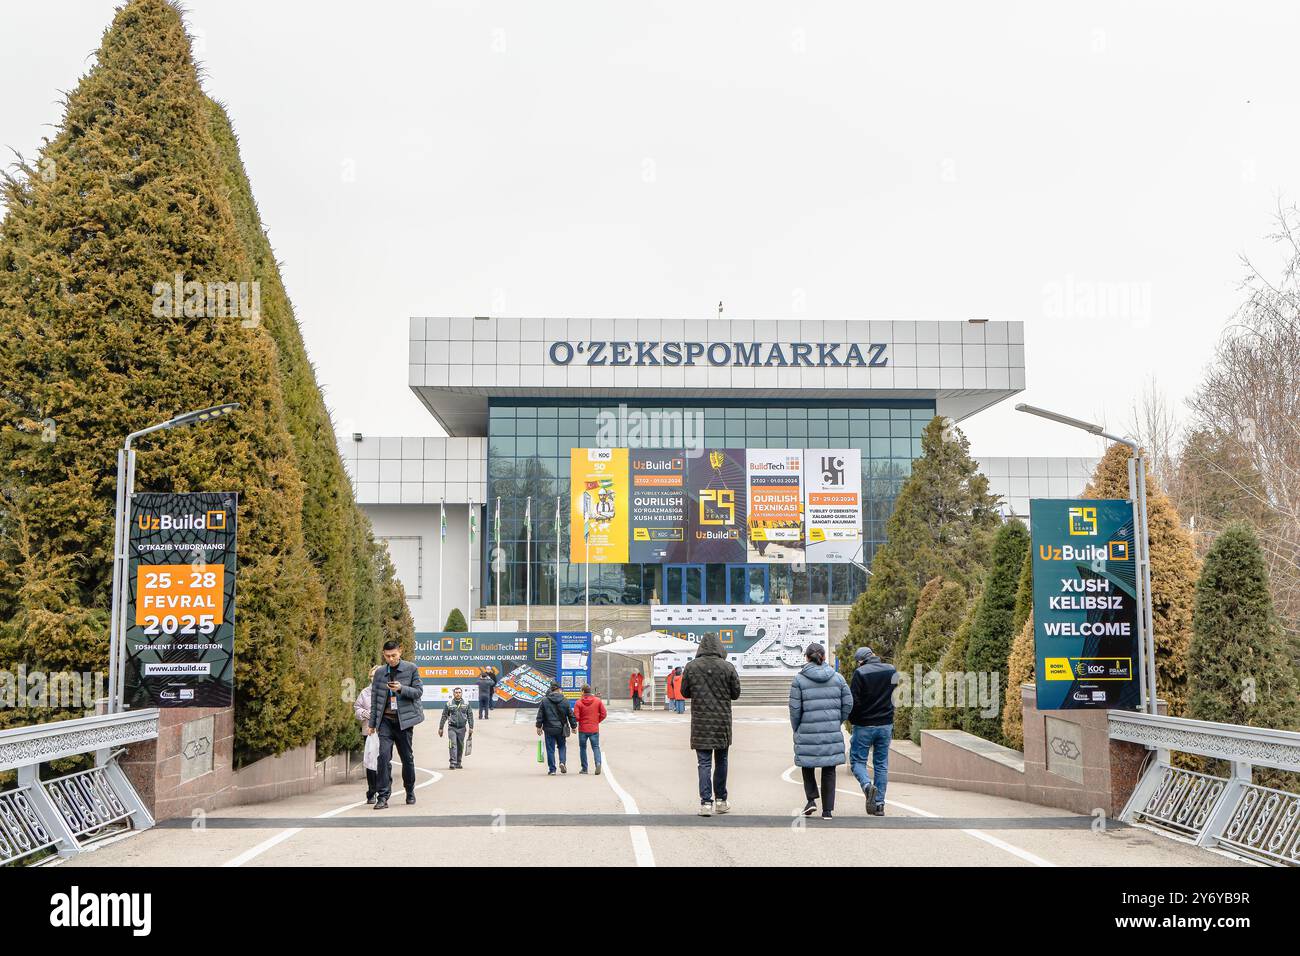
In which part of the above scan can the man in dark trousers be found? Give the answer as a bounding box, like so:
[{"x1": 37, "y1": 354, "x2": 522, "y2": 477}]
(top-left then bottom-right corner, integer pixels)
[
  {"x1": 848, "y1": 646, "x2": 898, "y2": 816},
  {"x1": 679, "y1": 634, "x2": 742, "y2": 816},
  {"x1": 369, "y1": 640, "x2": 424, "y2": 809},
  {"x1": 534, "y1": 681, "x2": 577, "y2": 775},
  {"x1": 476, "y1": 667, "x2": 498, "y2": 720},
  {"x1": 439, "y1": 686, "x2": 475, "y2": 769}
]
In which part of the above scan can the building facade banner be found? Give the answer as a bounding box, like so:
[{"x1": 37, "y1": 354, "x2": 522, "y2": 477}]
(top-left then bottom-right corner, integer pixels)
[
  {"x1": 414, "y1": 630, "x2": 593, "y2": 706},
  {"x1": 629, "y1": 448, "x2": 689, "y2": 563},
  {"x1": 686, "y1": 448, "x2": 747, "y2": 563},
  {"x1": 569, "y1": 447, "x2": 629, "y2": 564},
  {"x1": 1030, "y1": 498, "x2": 1140, "y2": 711},
  {"x1": 745, "y1": 448, "x2": 805, "y2": 564},
  {"x1": 124, "y1": 492, "x2": 238, "y2": 708},
  {"x1": 803, "y1": 449, "x2": 862, "y2": 563},
  {"x1": 650, "y1": 604, "x2": 829, "y2": 676}
]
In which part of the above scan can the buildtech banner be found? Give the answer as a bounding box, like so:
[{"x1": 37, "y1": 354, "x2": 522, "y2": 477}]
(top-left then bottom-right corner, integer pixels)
[
  {"x1": 415, "y1": 631, "x2": 593, "y2": 706},
  {"x1": 1030, "y1": 498, "x2": 1141, "y2": 711},
  {"x1": 746, "y1": 448, "x2": 805, "y2": 564},
  {"x1": 803, "y1": 449, "x2": 862, "y2": 563},
  {"x1": 629, "y1": 448, "x2": 688, "y2": 563},
  {"x1": 569, "y1": 447, "x2": 629, "y2": 564},
  {"x1": 124, "y1": 492, "x2": 238, "y2": 708},
  {"x1": 687, "y1": 448, "x2": 748, "y2": 563}
]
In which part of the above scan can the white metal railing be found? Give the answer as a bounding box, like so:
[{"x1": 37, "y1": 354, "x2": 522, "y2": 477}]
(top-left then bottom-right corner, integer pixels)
[
  {"x1": 1112, "y1": 710, "x2": 1300, "y2": 866},
  {"x1": 0, "y1": 709, "x2": 158, "y2": 864}
]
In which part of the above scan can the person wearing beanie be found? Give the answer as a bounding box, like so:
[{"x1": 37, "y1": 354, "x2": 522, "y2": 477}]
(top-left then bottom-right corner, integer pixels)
[{"x1": 848, "y1": 646, "x2": 898, "y2": 816}]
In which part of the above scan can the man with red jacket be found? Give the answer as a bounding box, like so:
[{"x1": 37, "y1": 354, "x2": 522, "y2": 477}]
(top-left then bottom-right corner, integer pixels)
[
  {"x1": 628, "y1": 670, "x2": 644, "y2": 711},
  {"x1": 573, "y1": 685, "x2": 608, "y2": 775}
]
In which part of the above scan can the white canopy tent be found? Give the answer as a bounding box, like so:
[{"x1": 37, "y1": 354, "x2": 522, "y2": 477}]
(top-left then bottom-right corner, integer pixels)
[{"x1": 596, "y1": 630, "x2": 699, "y2": 707}]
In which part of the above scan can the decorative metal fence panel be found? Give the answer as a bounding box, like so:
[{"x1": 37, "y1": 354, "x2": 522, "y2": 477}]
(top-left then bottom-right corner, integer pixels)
[
  {"x1": 1112, "y1": 711, "x2": 1300, "y2": 867},
  {"x1": 42, "y1": 766, "x2": 133, "y2": 840},
  {"x1": 0, "y1": 786, "x2": 58, "y2": 866}
]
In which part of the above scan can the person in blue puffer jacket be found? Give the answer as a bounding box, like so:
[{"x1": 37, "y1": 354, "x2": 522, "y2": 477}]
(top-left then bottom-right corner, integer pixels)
[{"x1": 789, "y1": 643, "x2": 853, "y2": 819}]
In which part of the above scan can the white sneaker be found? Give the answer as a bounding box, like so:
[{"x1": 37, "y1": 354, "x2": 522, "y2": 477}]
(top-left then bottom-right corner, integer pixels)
[
  {"x1": 715, "y1": 800, "x2": 729, "y2": 814},
  {"x1": 699, "y1": 801, "x2": 714, "y2": 816}
]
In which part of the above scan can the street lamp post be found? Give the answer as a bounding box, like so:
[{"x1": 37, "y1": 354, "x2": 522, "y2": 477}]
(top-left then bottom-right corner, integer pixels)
[
  {"x1": 1014, "y1": 403, "x2": 1158, "y2": 716},
  {"x1": 107, "y1": 403, "x2": 240, "y2": 714}
]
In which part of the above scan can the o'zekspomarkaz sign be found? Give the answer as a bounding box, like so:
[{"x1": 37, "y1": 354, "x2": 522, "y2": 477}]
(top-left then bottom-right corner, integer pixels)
[
  {"x1": 124, "y1": 492, "x2": 238, "y2": 708},
  {"x1": 1030, "y1": 498, "x2": 1140, "y2": 711},
  {"x1": 547, "y1": 340, "x2": 888, "y2": 367}
]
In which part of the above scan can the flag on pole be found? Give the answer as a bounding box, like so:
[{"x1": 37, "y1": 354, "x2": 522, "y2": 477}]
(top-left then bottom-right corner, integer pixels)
[{"x1": 440, "y1": 501, "x2": 447, "y2": 542}]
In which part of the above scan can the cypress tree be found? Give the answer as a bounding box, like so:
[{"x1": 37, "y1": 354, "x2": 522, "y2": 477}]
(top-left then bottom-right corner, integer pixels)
[
  {"x1": 930, "y1": 608, "x2": 974, "y2": 730},
  {"x1": 1002, "y1": 546, "x2": 1035, "y2": 749},
  {"x1": 962, "y1": 520, "x2": 1030, "y2": 743},
  {"x1": 1188, "y1": 523, "x2": 1299, "y2": 735},
  {"x1": 0, "y1": 0, "x2": 323, "y2": 758},
  {"x1": 836, "y1": 417, "x2": 1001, "y2": 672},
  {"x1": 444, "y1": 608, "x2": 469, "y2": 633},
  {"x1": 895, "y1": 577, "x2": 967, "y2": 742},
  {"x1": 1085, "y1": 443, "x2": 1199, "y2": 715}
]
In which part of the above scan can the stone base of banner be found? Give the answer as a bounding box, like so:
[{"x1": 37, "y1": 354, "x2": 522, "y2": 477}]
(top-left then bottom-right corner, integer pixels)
[
  {"x1": 887, "y1": 684, "x2": 1166, "y2": 818},
  {"x1": 122, "y1": 707, "x2": 362, "y2": 821}
]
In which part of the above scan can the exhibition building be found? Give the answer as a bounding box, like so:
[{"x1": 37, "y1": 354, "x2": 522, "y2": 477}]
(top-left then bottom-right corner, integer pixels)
[{"x1": 344, "y1": 317, "x2": 1096, "y2": 634}]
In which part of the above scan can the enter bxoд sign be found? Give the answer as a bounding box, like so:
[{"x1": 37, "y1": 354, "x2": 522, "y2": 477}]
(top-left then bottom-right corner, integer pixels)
[{"x1": 414, "y1": 631, "x2": 592, "y2": 707}]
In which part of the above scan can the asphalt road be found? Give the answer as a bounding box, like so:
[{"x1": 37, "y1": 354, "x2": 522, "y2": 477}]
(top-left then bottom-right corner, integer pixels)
[{"x1": 60, "y1": 705, "x2": 1241, "y2": 867}]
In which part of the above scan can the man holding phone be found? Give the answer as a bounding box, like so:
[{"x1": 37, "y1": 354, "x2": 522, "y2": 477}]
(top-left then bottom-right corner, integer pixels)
[{"x1": 369, "y1": 639, "x2": 424, "y2": 810}]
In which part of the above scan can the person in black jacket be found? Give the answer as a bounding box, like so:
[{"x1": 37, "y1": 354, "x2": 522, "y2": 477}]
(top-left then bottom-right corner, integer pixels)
[
  {"x1": 477, "y1": 667, "x2": 498, "y2": 720},
  {"x1": 848, "y1": 646, "x2": 898, "y2": 816},
  {"x1": 679, "y1": 634, "x2": 742, "y2": 816},
  {"x1": 534, "y1": 682, "x2": 577, "y2": 775}
]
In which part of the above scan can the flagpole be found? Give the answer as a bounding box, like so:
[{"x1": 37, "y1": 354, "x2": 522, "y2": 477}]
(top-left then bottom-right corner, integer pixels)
[
  {"x1": 584, "y1": 519, "x2": 590, "y2": 634},
  {"x1": 467, "y1": 497, "x2": 474, "y2": 624},
  {"x1": 494, "y1": 496, "x2": 501, "y2": 624},
  {"x1": 438, "y1": 498, "x2": 445, "y2": 631},
  {"x1": 525, "y1": 496, "x2": 532, "y2": 631},
  {"x1": 555, "y1": 496, "x2": 561, "y2": 632}
]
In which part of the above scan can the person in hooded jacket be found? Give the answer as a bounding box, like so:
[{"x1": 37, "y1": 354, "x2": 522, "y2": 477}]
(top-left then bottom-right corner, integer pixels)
[
  {"x1": 628, "y1": 669, "x2": 644, "y2": 711},
  {"x1": 789, "y1": 643, "x2": 854, "y2": 819},
  {"x1": 668, "y1": 666, "x2": 686, "y2": 713},
  {"x1": 476, "y1": 667, "x2": 498, "y2": 720},
  {"x1": 534, "y1": 681, "x2": 577, "y2": 775},
  {"x1": 573, "y1": 684, "x2": 607, "y2": 774},
  {"x1": 678, "y1": 633, "x2": 742, "y2": 816}
]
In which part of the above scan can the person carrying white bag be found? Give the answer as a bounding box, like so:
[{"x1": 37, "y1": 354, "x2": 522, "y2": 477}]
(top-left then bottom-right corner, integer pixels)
[{"x1": 355, "y1": 665, "x2": 383, "y2": 804}]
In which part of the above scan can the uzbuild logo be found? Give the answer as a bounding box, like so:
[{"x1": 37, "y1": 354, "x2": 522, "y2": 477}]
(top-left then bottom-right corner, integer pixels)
[{"x1": 137, "y1": 510, "x2": 226, "y2": 532}]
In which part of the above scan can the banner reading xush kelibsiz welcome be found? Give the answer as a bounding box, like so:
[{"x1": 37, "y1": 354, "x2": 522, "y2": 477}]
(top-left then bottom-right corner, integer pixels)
[
  {"x1": 547, "y1": 340, "x2": 889, "y2": 367},
  {"x1": 569, "y1": 447, "x2": 862, "y2": 566}
]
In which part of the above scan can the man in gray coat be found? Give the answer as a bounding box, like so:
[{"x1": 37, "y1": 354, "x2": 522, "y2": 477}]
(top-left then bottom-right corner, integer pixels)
[
  {"x1": 789, "y1": 643, "x2": 853, "y2": 819},
  {"x1": 369, "y1": 640, "x2": 424, "y2": 809}
]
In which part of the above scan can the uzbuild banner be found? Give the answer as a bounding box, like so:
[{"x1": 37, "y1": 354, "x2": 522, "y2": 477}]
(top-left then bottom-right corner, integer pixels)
[
  {"x1": 629, "y1": 448, "x2": 689, "y2": 562},
  {"x1": 569, "y1": 447, "x2": 629, "y2": 564},
  {"x1": 745, "y1": 449, "x2": 805, "y2": 563},
  {"x1": 414, "y1": 631, "x2": 592, "y2": 706},
  {"x1": 803, "y1": 449, "x2": 862, "y2": 563},
  {"x1": 1030, "y1": 498, "x2": 1140, "y2": 711},
  {"x1": 687, "y1": 448, "x2": 747, "y2": 563},
  {"x1": 124, "y1": 492, "x2": 238, "y2": 708}
]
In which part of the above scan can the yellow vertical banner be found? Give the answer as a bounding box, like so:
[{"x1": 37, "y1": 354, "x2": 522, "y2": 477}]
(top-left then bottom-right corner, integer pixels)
[{"x1": 569, "y1": 447, "x2": 629, "y2": 564}]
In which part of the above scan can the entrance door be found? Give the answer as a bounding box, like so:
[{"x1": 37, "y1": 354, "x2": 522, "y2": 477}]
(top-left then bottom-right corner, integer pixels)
[
  {"x1": 726, "y1": 564, "x2": 770, "y2": 604},
  {"x1": 664, "y1": 564, "x2": 707, "y2": 605}
]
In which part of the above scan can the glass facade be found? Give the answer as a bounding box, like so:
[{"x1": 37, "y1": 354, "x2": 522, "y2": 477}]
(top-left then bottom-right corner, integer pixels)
[{"x1": 483, "y1": 399, "x2": 936, "y2": 607}]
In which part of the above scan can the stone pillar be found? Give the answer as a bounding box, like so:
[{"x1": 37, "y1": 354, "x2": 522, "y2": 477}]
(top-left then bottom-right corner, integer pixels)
[{"x1": 121, "y1": 706, "x2": 235, "y2": 821}]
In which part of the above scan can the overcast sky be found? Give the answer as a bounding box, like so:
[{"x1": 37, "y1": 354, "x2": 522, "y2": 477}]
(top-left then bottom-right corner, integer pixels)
[{"x1": 5, "y1": 1, "x2": 1299, "y2": 457}]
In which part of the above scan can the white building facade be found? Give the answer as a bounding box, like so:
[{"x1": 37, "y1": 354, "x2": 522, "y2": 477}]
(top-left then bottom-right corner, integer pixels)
[{"x1": 345, "y1": 317, "x2": 1095, "y2": 631}]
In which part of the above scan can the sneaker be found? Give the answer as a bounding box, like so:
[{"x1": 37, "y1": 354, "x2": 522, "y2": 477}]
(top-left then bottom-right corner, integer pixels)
[
  {"x1": 406, "y1": 793, "x2": 416, "y2": 805},
  {"x1": 547, "y1": 769, "x2": 556, "y2": 775},
  {"x1": 560, "y1": 763, "x2": 567, "y2": 774},
  {"x1": 873, "y1": 803, "x2": 886, "y2": 817},
  {"x1": 595, "y1": 764, "x2": 603, "y2": 776},
  {"x1": 579, "y1": 768, "x2": 588, "y2": 774},
  {"x1": 822, "y1": 811, "x2": 833, "y2": 820},
  {"x1": 365, "y1": 794, "x2": 375, "y2": 805},
  {"x1": 863, "y1": 783, "x2": 877, "y2": 813},
  {"x1": 373, "y1": 799, "x2": 389, "y2": 810},
  {"x1": 699, "y1": 801, "x2": 714, "y2": 816},
  {"x1": 714, "y1": 800, "x2": 729, "y2": 814},
  {"x1": 803, "y1": 800, "x2": 818, "y2": 817}
]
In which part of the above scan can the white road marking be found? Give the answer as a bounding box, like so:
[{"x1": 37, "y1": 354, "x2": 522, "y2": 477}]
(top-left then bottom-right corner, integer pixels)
[
  {"x1": 599, "y1": 758, "x2": 656, "y2": 867},
  {"x1": 780, "y1": 765, "x2": 1055, "y2": 867},
  {"x1": 222, "y1": 765, "x2": 443, "y2": 867}
]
